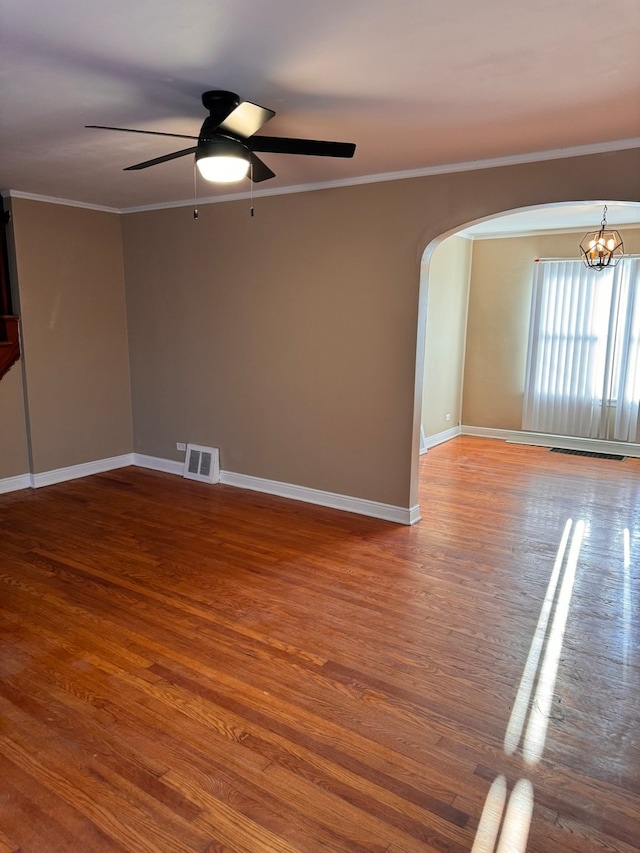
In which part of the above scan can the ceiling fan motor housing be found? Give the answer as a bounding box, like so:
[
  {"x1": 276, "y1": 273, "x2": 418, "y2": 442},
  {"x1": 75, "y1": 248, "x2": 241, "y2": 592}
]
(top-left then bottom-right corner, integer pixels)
[
  {"x1": 201, "y1": 90, "x2": 240, "y2": 120},
  {"x1": 196, "y1": 136, "x2": 250, "y2": 160}
]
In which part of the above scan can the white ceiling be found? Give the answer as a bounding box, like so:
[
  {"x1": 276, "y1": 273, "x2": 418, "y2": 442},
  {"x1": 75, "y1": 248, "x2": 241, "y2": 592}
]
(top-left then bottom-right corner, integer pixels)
[
  {"x1": 459, "y1": 201, "x2": 640, "y2": 238},
  {"x1": 1, "y1": 0, "x2": 639, "y2": 215}
]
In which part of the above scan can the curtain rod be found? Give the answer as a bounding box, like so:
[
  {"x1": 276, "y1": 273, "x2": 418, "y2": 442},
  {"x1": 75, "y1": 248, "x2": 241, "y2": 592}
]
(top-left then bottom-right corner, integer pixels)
[{"x1": 535, "y1": 254, "x2": 640, "y2": 263}]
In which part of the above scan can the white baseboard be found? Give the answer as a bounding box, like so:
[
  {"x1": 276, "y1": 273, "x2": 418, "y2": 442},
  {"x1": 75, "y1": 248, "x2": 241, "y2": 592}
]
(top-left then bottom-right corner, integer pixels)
[
  {"x1": 461, "y1": 425, "x2": 640, "y2": 457},
  {"x1": 132, "y1": 453, "x2": 183, "y2": 476},
  {"x1": 31, "y1": 453, "x2": 135, "y2": 488},
  {"x1": 3, "y1": 425, "x2": 636, "y2": 511},
  {"x1": 219, "y1": 469, "x2": 420, "y2": 525},
  {"x1": 0, "y1": 473, "x2": 32, "y2": 494},
  {"x1": 0, "y1": 452, "x2": 420, "y2": 525},
  {"x1": 422, "y1": 425, "x2": 462, "y2": 451},
  {"x1": 0, "y1": 454, "x2": 136, "y2": 493},
  {"x1": 132, "y1": 455, "x2": 420, "y2": 524}
]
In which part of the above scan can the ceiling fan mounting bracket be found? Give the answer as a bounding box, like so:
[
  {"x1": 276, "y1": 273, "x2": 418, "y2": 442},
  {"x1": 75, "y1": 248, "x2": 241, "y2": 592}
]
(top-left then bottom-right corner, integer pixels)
[{"x1": 201, "y1": 90, "x2": 240, "y2": 115}]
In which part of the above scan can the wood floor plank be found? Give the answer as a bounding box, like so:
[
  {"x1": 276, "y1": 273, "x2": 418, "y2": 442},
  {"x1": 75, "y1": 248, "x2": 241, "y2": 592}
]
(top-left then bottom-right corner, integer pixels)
[
  {"x1": 0, "y1": 753, "x2": 130, "y2": 853},
  {"x1": 1, "y1": 436, "x2": 639, "y2": 851},
  {"x1": 0, "y1": 696, "x2": 214, "y2": 852}
]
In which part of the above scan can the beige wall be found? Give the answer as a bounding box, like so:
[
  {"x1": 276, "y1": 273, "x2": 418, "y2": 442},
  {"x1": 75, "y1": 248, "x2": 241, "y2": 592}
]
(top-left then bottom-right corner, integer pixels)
[
  {"x1": 0, "y1": 203, "x2": 30, "y2": 479},
  {"x1": 122, "y1": 186, "x2": 418, "y2": 505},
  {"x1": 2, "y1": 147, "x2": 639, "y2": 511},
  {"x1": 0, "y1": 363, "x2": 30, "y2": 478},
  {"x1": 462, "y1": 225, "x2": 640, "y2": 431},
  {"x1": 6, "y1": 198, "x2": 133, "y2": 475},
  {"x1": 122, "y1": 148, "x2": 640, "y2": 509},
  {"x1": 421, "y1": 235, "x2": 471, "y2": 437}
]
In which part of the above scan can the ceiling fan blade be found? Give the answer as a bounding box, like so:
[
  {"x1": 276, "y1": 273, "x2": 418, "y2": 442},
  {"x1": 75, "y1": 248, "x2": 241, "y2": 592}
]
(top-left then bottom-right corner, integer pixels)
[
  {"x1": 218, "y1": 101, "x2": 276, "y2": 138},
  {"x1": 248, "y1": 136, "x2": 356, "y2": 158},
  {"x1": 248, "y1": 153, "x2": 276, "y2": 183},
  {"x1": 123, "y1": 146, "x2": 197, "y2": 171},
  {"x1": 86, "y1": 124, "x2": 198, "y2": 140}
]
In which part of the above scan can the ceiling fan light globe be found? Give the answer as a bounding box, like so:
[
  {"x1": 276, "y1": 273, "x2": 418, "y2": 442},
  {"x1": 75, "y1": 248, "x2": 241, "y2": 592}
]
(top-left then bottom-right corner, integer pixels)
[
  {"x1": 195, "y1": 137, "x2": 250, "y2": 183},
  {"x1": 196, "y1": 154, "x2": 249, "y2": 183}
]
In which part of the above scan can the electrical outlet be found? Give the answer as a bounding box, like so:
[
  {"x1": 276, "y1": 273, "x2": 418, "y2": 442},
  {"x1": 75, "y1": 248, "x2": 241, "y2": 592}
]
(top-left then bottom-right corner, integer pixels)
[
  {"x1": 445, "y1": 413, "x2": 451, "y2": 422},
  {"x1": 176, "y1": 442, "x2": 186, "y2": 452}
]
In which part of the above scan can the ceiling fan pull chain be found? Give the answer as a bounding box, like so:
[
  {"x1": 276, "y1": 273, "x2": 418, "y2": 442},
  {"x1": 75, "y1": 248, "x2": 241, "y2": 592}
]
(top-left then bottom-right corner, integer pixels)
[
  {"x1": 193, "y1": 162, "x2": 199, "y2": 220},
  {"x1": 250, "y1": 161, "x2": 254, "y2": 217}
]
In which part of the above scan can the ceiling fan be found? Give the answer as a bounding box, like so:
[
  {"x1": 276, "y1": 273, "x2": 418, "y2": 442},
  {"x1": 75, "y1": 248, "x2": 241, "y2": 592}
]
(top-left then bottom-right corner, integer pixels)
[{"x1": 86, "y1": 90, "x2": 356, "y2": 184}]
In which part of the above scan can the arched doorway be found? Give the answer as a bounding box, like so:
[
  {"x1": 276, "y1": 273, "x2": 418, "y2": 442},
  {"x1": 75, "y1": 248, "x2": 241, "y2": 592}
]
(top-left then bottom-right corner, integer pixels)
[{"x1": 412, "y1": 201, "x2": 640, "y2": 512}]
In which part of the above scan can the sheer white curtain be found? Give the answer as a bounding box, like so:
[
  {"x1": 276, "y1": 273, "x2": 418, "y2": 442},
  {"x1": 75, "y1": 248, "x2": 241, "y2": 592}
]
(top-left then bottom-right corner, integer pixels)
[
  {"x1": 522, "y1": 257, "x2": 640, "y2": 442},
  {"x1": 613, "y1": 259, "x2": 640, "y2": 439}
]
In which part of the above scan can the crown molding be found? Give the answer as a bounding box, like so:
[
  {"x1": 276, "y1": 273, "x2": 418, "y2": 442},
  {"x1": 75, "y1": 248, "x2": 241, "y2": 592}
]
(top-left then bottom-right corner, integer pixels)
[
  {"x1": 1, "y1": 189, "x2": 120, "y2": 214},
  {"x1": 4, "y1": 137, "x2": 639, "y2": 215},
  {"x1": 123, "y1": 137, "x2": 640, "y2": 213}
]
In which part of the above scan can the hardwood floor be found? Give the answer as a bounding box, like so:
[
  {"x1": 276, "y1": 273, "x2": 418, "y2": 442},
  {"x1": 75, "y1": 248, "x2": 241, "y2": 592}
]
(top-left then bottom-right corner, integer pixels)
[{"x1": 1, "y1": 436, "x2": 638, "y2": 852}]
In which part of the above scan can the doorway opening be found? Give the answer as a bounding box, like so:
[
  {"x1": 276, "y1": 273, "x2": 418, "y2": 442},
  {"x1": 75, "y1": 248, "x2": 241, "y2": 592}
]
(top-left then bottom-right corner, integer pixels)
[{"x1": 412, "y1": 201, "x2": 640, "y2": 507}]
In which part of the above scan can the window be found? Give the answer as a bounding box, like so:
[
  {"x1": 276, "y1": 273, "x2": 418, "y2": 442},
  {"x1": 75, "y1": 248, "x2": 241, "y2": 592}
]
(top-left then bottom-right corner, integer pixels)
[{"x1": 522, "y1": 257, "x2": 640, "y2": 442}]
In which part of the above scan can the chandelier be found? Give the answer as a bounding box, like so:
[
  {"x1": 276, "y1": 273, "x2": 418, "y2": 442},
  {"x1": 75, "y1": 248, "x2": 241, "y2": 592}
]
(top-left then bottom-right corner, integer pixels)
[{"x1": 579, "y1": 205, "x2": 624, "y2": 271}]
